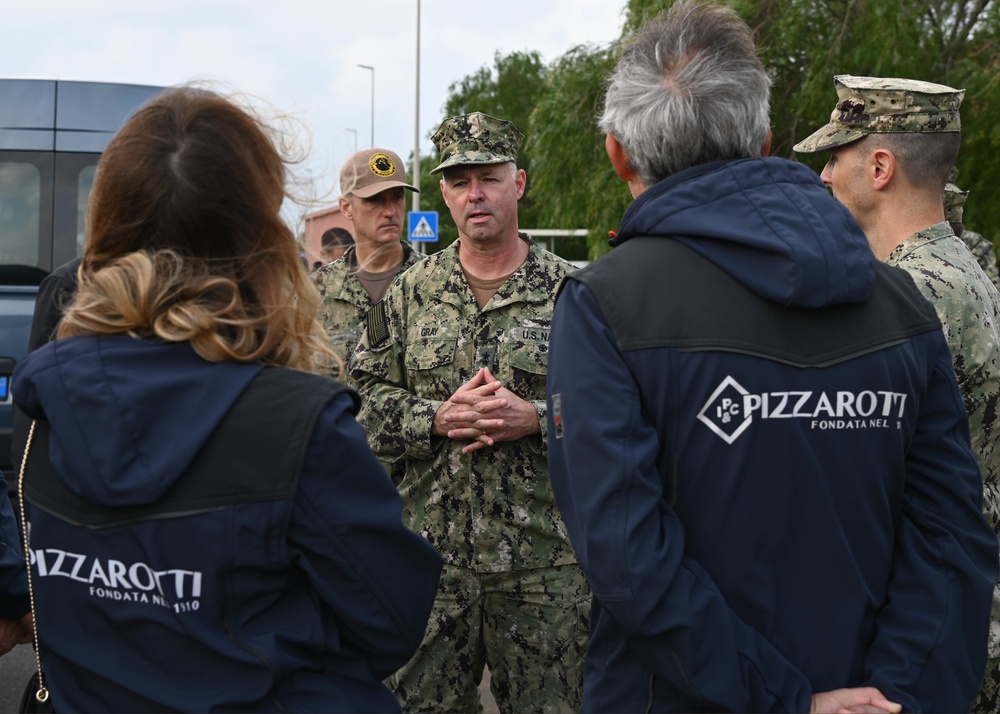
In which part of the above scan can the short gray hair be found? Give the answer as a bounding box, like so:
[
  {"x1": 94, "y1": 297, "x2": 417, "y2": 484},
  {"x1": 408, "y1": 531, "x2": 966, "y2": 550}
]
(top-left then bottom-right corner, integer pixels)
[
  {"x1": 599, "y1": 0, "x2": 772, "y2": 186},
  {"x1": 862, "y1": 132, "x2": 960, "y2": 193}
]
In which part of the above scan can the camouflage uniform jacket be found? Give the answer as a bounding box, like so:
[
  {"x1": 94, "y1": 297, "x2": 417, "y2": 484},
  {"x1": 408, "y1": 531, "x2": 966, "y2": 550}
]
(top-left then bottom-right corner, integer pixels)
[
  {"x1": 959, "y1": 229, "x2": 1000, "y2": 291},
  {"x1": 311, "y1": 241, "x2": 423, "y2": 384},
  {"x1": 351, "y1": 236, "x2": 578, "y2": 573},
  {"x1": 887, "y1": 221, "x2": 1000, "y2": 658}
]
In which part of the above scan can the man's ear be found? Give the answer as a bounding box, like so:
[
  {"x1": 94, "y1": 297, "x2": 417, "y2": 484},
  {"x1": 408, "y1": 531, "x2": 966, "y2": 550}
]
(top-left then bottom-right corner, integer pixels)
[
  {"x1": 605, "y1": 134, "x2": 637, "y2": 183},
  {"x1": 438, "y1": 178, "x2": 449, "y2": 209},
  {"x1": 871, "y1": 148, "x2": 896, "y2": 191},
  {"x1": 760, "y1": 129, "x2": 773, "y2": 157},
  {"x1": 514, "y1": 168, "x2": 527, "y2": 200},
  {"x1": 339, "y1": 196, "x2": 353, "y2": 221}
]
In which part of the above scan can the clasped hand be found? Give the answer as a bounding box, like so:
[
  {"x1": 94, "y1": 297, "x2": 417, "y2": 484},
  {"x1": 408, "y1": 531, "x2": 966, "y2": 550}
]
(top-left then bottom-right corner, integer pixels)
[
  {"x1": 811, "y1": 687, "x2": 903, "y2": 714},
  {"x1": 432, "y1": 367, "x2": 540, "y2": 454}
]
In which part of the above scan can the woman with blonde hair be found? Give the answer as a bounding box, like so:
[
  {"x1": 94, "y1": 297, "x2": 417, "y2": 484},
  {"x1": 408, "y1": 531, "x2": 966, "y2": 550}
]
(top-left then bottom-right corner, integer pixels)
[{"x1": 12, "y1": 86, "x2": 441, "y2": 712}]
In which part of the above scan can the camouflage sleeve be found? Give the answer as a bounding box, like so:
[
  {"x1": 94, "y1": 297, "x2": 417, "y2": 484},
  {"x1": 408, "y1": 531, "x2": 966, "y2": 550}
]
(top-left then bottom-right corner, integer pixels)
[
  {"x1": 958, "y1": 230, "x2": 1000, "y2": 289},
  {"x1": 972, "y1": 234, "x2": 1000, "y2": 291},
  {"x1": 533, "y1": 399, "x2": 548, "y2": 446},
  {"x1": 351, "y1": 288, "x2": 445, "y2": 463}
]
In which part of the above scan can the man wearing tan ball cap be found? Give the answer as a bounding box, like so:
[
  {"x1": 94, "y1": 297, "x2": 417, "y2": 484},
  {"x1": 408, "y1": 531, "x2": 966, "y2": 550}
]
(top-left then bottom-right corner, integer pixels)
[
  {"x1": 797, "y1": 75, "x2": 1000, "y2": 713},
  {"x1": 311, "y1": 148, "x2": 422, "y2": 381}
]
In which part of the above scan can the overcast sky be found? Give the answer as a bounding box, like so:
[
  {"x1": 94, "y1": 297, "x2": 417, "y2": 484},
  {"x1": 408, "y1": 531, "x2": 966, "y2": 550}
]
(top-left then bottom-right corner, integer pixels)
[{"x1": 3, "y1": 0, "x2": 625, "y2": 225}]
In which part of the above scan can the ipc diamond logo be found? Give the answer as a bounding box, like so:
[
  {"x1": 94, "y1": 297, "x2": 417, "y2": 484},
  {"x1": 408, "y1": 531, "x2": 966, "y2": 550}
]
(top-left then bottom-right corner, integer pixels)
[{"x1": 696, "y1": 376, "x2": 753, "y2": 444}]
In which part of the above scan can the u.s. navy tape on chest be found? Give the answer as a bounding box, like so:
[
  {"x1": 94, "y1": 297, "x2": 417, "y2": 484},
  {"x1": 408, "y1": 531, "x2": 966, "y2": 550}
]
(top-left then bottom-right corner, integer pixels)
[{"x1": 509, "y1": 325, "x2": 550, "y2": 353}]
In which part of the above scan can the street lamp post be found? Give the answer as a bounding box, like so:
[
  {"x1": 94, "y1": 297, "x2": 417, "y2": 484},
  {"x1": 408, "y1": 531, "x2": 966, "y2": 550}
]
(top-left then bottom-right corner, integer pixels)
[
  {"x1": 411, "y1": 1, "x2": 424, "y2": 253},
  {"x1": 346, "y1": 128, "x2": 358, "y2": 154},
  {"x1": 413, "y1": 0, "x2": 421, "y2": 213},
  {"x1": 358, "y1": 64, "x2": 375, "y2": 147}
]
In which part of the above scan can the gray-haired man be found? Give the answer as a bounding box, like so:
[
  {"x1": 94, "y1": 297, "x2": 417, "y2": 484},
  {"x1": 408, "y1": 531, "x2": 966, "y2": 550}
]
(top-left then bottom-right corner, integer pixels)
[{"x1": 547, "y1": 2, "x2": 997, "y2": 712}]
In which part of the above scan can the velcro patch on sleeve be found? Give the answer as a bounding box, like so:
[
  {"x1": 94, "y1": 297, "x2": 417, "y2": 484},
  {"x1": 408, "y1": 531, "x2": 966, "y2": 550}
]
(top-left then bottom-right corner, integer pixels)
[
  {"x1": 365, "y1": 300, "x2": 390, "y2": 347},
  {"x1": 552, "y1": 393, "x2": 563, "y2": 439}
]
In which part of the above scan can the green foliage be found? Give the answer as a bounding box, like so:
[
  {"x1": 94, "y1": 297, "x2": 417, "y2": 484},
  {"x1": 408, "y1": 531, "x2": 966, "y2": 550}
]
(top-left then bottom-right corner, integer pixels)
[
  {"x1": 530, "y1": 45, "x2": 627, "y2": 260},
  {"x1": 755, "y1": 0, "x2": 1000, "y2": 239},
  {"x1": 427, "y1": 0, "x2": 1000, "y2": 257}
]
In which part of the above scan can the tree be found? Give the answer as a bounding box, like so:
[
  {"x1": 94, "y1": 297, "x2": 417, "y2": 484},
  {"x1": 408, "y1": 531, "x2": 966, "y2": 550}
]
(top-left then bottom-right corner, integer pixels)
[
  {"x1": 528, "y1": 0, "x2": 1000, "y2": 257},
  {"x1": 760, "y1": 0, "x2": 1000, "y2": 238},
  {"x1": 530, "y1": 44, "x2": 626, "y2": 260}
]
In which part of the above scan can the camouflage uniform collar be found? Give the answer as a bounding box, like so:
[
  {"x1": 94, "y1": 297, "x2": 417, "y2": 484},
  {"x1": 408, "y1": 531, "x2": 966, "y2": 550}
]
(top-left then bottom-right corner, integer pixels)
[
  {"x1": 417, "y1": 242, "x2": 469, "y2": 309},
  {"x1": 888, "y1": 221, "x2": 957, "y2": 263},
  {"x1": 345, "y1": 240, "x2": 414, "y2": 270},
  {"x1": 425, "y1": 238, "x2": 550, "y2": 309},
  {"x1": 310, "y1": 246, "x2": 354, "y2": 294},
  {"x1": 480, "y1": 240, "x2": 553, "y2": 310},
  {"x1": 341, "y1": 243, "x2": 359, "y2": 268},
  {"x1": 907, "y1": 221, "x2": 956, "y2": 244}
]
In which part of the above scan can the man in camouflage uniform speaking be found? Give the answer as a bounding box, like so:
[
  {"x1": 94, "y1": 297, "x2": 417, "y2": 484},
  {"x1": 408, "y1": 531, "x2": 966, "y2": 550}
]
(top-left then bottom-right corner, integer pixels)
[
  {"x1": 796, "y1": 75, "x2": 1000, "y2": 712},
  {"x1": 311, "y1": 148, "x2": 422, "y2": 377},
  {"x1": 351, "y1": 112, "x2": 587, "y2": 713}
]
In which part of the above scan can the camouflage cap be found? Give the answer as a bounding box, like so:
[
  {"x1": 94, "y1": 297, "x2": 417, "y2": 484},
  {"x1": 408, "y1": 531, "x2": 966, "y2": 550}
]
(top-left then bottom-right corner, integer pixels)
[
  {"x1": 793, "y1": 75, "x2": 964, "y2": 153},
  {"x1": 943, "y1": 182, "x2": 969, "y2": 224},
  {"x1": 340, "y1": 148, "x2": 418, "y2": 198},
  {"x1": 429, "y1": 112, "x2": 524, "y2": 175}
]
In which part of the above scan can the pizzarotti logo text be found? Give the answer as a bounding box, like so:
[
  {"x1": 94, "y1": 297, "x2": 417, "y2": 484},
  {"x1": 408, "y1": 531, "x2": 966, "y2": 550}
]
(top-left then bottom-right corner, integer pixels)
[
  {"x1": 697, "y1": 376, "x2": 907, "y2": 444},
  {"x1": 29, "y1": 547, "x2": 203, "y2": 613}
]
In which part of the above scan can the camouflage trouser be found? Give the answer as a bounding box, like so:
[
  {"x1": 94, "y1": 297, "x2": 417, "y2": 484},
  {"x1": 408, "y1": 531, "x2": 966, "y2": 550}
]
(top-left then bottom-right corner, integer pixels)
[
  {"x1": 389, "y1": 563, "x2": 590, "y2": 714},
  {"x1": 973, "y1": 656, "x2": 1000, "y2": 713}
]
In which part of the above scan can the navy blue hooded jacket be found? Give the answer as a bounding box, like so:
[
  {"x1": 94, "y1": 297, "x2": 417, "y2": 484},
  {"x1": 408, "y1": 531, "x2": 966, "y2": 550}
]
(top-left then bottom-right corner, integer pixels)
[
  {"x1": 547, "y1": 157, "x2": 998, "y2": 712},
  {"x1": 13, "y1": 334, "x2": 442, "y2": 712}
]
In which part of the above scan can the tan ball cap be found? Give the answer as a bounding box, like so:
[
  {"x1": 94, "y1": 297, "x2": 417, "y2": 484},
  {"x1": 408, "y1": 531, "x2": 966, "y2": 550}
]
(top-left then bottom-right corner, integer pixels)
[{"x1": 340, "y1": 148, "x2": 418, "y2": 198}]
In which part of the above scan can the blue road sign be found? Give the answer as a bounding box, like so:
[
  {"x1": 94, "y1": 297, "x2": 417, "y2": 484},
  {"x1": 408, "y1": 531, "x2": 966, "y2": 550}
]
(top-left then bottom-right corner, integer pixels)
[{"x1": 408, "y1": 211, "x2": 439, "y2": 242}]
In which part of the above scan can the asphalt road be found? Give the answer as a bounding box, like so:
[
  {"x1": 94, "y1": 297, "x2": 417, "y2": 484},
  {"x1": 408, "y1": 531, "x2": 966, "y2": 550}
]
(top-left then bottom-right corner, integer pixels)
[{"x1": 0, "y1": 643, "x2": 34, "y2": 713}]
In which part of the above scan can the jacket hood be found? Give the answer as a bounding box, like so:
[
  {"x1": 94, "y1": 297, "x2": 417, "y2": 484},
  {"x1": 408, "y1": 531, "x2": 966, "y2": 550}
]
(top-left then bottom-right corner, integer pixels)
[
  {"x1": 614, "y1": 157, "x2": 875, "y2": 307},
  {"x1": 13, "y1": 335, "x2": 263, "y2": 506}
]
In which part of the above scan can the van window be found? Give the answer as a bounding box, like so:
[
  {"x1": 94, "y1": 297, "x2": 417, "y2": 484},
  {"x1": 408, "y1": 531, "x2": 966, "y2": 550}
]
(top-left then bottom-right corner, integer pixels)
[
  {"x1": 0, "y1": 151, "x2": 54, "y2": 274},
  {"x1": 0, "y1": 152, "x2": 102, "y2": 274},
  {"x1": 76, "y1": 164, "x2": 96, "y2": 256},
  {"x1": 0, "y1": 160, "x2": 42, "y2": 266},
  {"x1": 52, "y1": 153, "x2": 100, "y2": 267}
]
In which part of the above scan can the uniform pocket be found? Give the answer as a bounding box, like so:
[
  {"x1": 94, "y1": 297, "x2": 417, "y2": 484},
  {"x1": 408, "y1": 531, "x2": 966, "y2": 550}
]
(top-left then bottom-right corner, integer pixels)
[
  {"x1": 329, "y1": 326, "x2": 361, "y2": 363},
  {"x1": 404, "y1": 337, "x2": 458, "y2": 399},
  {"x1": 506, "y1": 333, "x2": 549, "y2": 398}
]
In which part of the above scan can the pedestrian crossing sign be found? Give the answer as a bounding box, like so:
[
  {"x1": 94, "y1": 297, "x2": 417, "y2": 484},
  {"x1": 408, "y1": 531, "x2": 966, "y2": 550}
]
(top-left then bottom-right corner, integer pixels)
[{"x1": 408, "y1": 211, "x2": 439, "y2": 242}]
